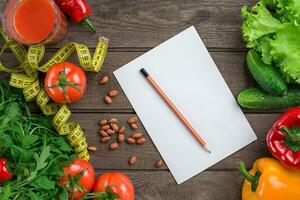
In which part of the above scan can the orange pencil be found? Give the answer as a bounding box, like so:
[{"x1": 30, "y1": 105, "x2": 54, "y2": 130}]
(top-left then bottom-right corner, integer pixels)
[{"x1": 140, "y1": 68, "x2": 211, "y2": 153}]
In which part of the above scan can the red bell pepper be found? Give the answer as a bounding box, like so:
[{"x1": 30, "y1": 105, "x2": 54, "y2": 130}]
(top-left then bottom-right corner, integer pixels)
[
  {"x1": 0, "y1": 158, "x2": 13, "y2": 183},
  {"x1": 267, "y1": 107, "x2": 300, "y2": 170},
  {"x1": 54, "y1": 0, "x2": 96, "y2": 33}
]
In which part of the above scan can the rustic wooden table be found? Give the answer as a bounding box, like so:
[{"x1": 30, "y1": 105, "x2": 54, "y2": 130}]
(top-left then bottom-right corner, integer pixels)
[{"x1": 0, "y1": 0, "x2": 279, "y2": 199}]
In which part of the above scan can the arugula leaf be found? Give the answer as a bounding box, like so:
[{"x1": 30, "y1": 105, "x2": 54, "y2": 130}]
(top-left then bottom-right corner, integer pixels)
[
  {"x1": 0, "y1": 82, "x2": 76, "y2": 199},
  {"x1": 20, "y1": 135, "x2": 39, "y2": 149},
  {"x1": 31, "y1": 176, "x2": 55, "y2": 190},
  {"x1": 57, "y1": 186, "x2": 68, "y2": 200},
  {"x1": 0, "y1": 133, "x2": 12, "y2": 149},
  {"x1": 0, "y1": 185, "x2": 11, "y2": 200},
  {"x1": 34, "y1": 145, "x2": 51, "y2": 172},
  {"x1": 28, "y1": 191, "x2": 40, "y2": 200}
]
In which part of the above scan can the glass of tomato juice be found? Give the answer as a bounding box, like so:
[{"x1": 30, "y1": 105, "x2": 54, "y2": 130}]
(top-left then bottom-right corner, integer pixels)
[{"x1": 2, "y1": 0, "x2": 68, "y2": 45}]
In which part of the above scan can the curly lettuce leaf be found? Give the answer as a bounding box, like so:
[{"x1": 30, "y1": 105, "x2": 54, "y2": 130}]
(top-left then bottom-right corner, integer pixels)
[
  {"x1": 254, "y1": 35, "x2": 274, "y2": 64},
  {"x1": 241, "y1": 2, "x2": 281, "y2": 47},
  {"x1": 241, "y1": 1, "x2": 300, "y2": 84},
  {"x1": 263, "y1": 0, "x2": 300, "y2": 25},
  {"x1": 269, "y1": 24, "x2": 300, "y2": 83}
]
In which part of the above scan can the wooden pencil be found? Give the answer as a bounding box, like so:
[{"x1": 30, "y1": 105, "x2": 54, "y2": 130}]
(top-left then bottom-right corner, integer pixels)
[{"x1": 140, "y1": 68, "x2": 211, "y2": 153}]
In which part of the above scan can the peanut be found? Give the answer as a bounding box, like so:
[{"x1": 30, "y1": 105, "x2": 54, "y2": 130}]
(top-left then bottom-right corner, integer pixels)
[
  {"x1": 108, "y1": 89, "x2": 119, "y2": 97},
  {"x1": 99, "y1": 75, "x2": 109, "y2": 85},
  {"x1": 111, "y1": 123, "x2": 119, "y2": 132},
  {"x1": 87, "y1": 146, "x2": 97, "y2": 152},
  {"x1": 127, "y1": 116, "x2": 138, "y2": 124},
  {"x1": 99, "y1": 119, "x2": 108, "y2": 125},
  {"x1": 126, "y1": 137, "x2": 136, "y2": 144},
  {"x1": 100, "y1": 136, "x2": 110, "y2": 143},
  {"x1": 101, "y1": 125, "x2": 110, "y2": 130},
  {"x1": 99, "y1": 130, "x2": 108, "y2": 137},
  {"x1": 155, "y1": 160, "x2": 164, "y2": 168},
  {"x1": 130, "y1": 123, "x2": 138, "y2": 130},
  {"x1": 136, "y1": 137, "x2": 146, "y2": 145},
  {"x1": 109, "y1": 118, "x2": 118, "y2": 124},
  {"x1": 107, "y1": 129, "x2": 116, "y2": 135},
  {"x1": 118, "y1": 126, "x2": 126, "y2": 134},
  {"x1": 129, "y1": 155, "x2": 137, "y2": 165},
  {"x1": 118, "y1": 134, "x2": 125, "y2": 143},
  {"x1": 104, "y1": 96, "x2": 112, "y2": 104},
  {"x1": 110, "y1": 142, "x2": 119, "y2": 150},
  {"x1": 131, "y1": 133, "x2": 143, "y2": 139}
]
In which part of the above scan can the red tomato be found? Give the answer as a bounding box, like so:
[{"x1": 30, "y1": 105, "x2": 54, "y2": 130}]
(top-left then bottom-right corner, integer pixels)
[
  {"x1": 59, "y1": 159, "x2": 95, "y2": 200},
  {"x1": 92, "y1": 172, "x2": 134, "y2": 200},
  {"x1": 45, "y1": 62, "x2": 87, "y2": 104}
]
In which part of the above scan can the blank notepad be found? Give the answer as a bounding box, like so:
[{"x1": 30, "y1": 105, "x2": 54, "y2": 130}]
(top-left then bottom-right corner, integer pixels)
[{"x1": 114, "y1": 26, "x2": 257, "y2": 184}]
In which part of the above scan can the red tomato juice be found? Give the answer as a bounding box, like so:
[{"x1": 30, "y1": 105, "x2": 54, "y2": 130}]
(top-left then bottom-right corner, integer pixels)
[{"x1": 13, "y1": 0, "x2": 56, "y2": 43}]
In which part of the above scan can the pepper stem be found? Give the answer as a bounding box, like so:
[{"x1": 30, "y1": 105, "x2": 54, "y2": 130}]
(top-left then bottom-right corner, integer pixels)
[
  {"x1": 238, "y1": 162, "x2": 261, "y2": 192},
  {"x1": 238, "y1": 162, "x2": 254, "y2": 182},
  {"x1": 82, "y1": 18, "x2": 96, "y2": 33},
  {"x1": 280, "y1": 126, "x2": 300, "y2": 145}
]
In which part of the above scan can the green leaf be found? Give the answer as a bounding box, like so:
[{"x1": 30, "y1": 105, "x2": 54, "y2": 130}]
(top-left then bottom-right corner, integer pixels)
[
  {"x1": 31, "y1": 176, "x2": 55, "y2": 190},
  {"x1": 9, "y1": 123, "x2": 24, "y2": 135},
  {"x1": 263, "y1": 0, "x2": 300, "y2": 25},
  {"x1": 6, "y1": 102, "x2": 20, "y2": 123},
  {"x1": 241, "y1": 2, "x2": 281, "y2": 48},
  {"x1": 0, "y1": 133, "x2": 12, "y2": 149},
  {"x1": 57, "y1": 186, "x2": 68, "y2": 200},
  {"x1": 53, "y1": 137, "x2": 73, "y2": 152},
  {"x1": 0, "y1": 185, "x2": 11, "y2": 200},
  {"x1": 28, "y1": 146, "x2": 51, "y2": 181},
  {"x1": 0, "y1": 82, "x2": 76, "y2": 198},
  {"x1": 47, "y1": 167, "x2": 65, "y2": 177},
  {"x1": 28, "y1": 190, "x2": 39, "y2": 200},
  {"x1": 268, "y1": 24, "x2": 300, "y2": 83},
  {"x1": 21, "y1": 135, "x2": 39, "y2": 149},
  {"x1": 35, "y1": 145, "x2": 51, "y2": 171}
]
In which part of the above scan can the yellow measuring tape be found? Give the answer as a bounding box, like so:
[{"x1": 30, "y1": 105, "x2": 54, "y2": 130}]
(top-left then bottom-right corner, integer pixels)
[{"x1": 0, "y1": 28, "x2": 109, "y2": 160}]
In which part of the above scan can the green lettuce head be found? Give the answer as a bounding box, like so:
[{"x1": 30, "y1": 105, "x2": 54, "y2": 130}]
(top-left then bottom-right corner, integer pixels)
[{"x1": 242, "y1": 0, "x2": 300, "y2": 84}]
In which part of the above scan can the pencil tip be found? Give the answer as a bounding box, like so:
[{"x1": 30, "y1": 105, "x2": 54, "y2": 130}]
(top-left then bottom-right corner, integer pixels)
[
  {"x1": 140, "y1": 68, "x2": 149, "y2": 77},
  {"x1": 204, "y1": 144, "x2": 211, "y2": 153}
]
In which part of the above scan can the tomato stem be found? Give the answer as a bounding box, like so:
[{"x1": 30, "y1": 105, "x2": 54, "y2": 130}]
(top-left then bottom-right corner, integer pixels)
[
  {"x1": 82, "y1": 186, "x2": 119, "y2": 200},
  {"x1": 47, "y1": 67, "x2": 81, "y2": 102}
]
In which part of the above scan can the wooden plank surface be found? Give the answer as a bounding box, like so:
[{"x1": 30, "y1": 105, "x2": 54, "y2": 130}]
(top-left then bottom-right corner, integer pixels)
[
  {"x1": 0, "y1": 51, "x2": 255, "y2": 111},
  {"x1": 0, "y1": 0, "x2": 254, "y2": 49}
]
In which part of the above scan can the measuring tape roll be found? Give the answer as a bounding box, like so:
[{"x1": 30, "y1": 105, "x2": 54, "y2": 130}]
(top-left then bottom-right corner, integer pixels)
[{"x1": 0, "y1": 28, "x2": 109, "y2": 161}]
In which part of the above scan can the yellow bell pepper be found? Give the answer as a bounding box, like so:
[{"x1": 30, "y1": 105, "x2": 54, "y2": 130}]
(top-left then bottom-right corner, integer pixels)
[{"x1": 239, "y1": 157, "x2": 300, "y2": 200}]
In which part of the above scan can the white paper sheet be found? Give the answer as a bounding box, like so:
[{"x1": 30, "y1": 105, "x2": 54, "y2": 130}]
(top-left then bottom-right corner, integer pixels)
[{"x1": 114, "y1": 26, "x2": 257, "y2": 184}]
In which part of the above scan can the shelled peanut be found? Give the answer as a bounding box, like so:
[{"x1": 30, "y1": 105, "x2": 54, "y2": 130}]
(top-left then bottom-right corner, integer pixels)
[
  {"x1": 98, "y1": 75, "x2": 121, "y2": 105},
  {"x1": 97, "y1": 115, "x2": 153, "y2": 166}
]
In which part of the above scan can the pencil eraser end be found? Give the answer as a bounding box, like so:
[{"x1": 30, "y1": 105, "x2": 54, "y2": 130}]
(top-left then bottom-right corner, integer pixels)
[{"x1": 140, "y1": 68, "x2": 149, "y2": 77}]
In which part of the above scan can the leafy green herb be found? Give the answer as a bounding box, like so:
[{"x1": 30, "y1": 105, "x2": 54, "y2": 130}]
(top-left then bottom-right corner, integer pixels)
[{"x1": 0, "y1": 81, "x2": 76, "y2": 199}]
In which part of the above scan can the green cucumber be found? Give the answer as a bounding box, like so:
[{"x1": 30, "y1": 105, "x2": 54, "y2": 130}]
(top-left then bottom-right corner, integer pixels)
[
  {"x1": 238, "y1": 87, "x2": 300, "y2": 109},
  {"x1": 246, "y1": 49, "x2": 287, "y2": 96}
]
